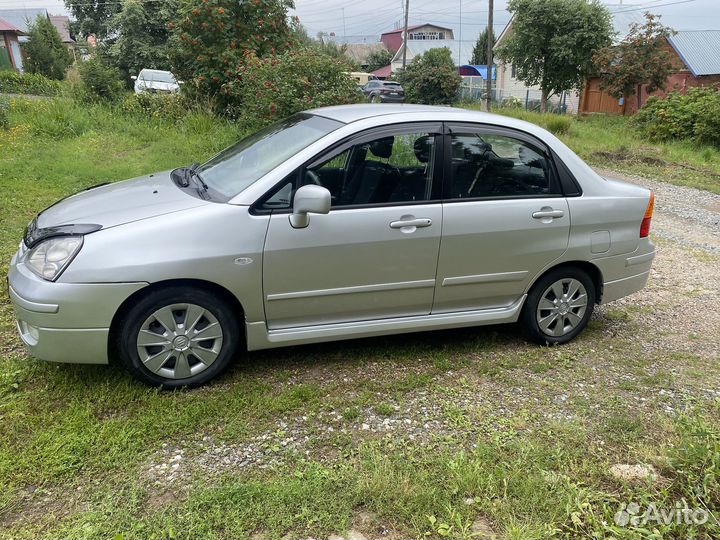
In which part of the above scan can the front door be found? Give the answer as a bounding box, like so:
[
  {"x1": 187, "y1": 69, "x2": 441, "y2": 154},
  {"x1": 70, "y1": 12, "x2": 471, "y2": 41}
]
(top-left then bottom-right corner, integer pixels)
[
  {"x1": 433, "y1": 126, "x2": 570, "y2": 313},
  {"x1": 262, "y1": 125, "x2": 444, "y2": 329}
]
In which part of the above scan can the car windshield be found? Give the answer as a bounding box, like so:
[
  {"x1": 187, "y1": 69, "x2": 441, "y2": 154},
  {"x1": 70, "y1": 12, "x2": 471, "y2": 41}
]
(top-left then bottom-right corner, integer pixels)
[
  {"x1": 140, "y1": 71, "x2": 176, "y2": 83},
  {"x1": 198, "y1": 114, "x2": 343, "y2": 197}
]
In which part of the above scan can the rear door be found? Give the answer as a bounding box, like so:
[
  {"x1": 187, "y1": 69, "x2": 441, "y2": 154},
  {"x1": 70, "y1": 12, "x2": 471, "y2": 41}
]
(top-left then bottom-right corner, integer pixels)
[{"x1": 433, "y1": 124, "x2": 570, "y2": 313}]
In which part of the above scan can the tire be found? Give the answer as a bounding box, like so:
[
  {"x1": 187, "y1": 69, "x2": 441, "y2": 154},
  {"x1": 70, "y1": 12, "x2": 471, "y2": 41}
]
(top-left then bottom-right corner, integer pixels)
[
  {"x1": 521, "y1": 267, "x2": 595, "y2": 346},
  {"x1": 115, "y1": 286, "x2": 241, "y2": 388},
  {"x1": 370, "y1": 95, "x2": 379, "y2": 103}
]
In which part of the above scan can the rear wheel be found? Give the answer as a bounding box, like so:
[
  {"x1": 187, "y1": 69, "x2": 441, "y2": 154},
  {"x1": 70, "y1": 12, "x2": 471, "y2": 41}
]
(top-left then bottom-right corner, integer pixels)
[
  {"x1": 521, "y1": 267, "x2": 595, "y2": 345},
  {"x1": 116, "y1": 287, "x2": 240, "y2": 388}
]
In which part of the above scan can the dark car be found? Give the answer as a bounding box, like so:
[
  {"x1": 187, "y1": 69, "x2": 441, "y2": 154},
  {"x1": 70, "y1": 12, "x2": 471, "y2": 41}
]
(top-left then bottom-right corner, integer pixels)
[{"x1": 362, "y1": 80, "x2": 405, "y2": 103}]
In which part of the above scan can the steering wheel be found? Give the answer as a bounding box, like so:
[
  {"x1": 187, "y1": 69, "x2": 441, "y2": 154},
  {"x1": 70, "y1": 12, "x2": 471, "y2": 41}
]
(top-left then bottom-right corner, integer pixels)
[{"x1": 304, "y1": 170, "x2": 322, "y2": 186}]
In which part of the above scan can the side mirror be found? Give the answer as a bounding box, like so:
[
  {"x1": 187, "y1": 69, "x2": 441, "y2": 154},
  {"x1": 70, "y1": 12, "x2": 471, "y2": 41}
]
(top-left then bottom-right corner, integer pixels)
[
  {"x1": 289, "y1": 184, "x2": 331, "y2": 229},
  {"x1": 130, "y1": 75, "x2": 138, "y2": 80}
]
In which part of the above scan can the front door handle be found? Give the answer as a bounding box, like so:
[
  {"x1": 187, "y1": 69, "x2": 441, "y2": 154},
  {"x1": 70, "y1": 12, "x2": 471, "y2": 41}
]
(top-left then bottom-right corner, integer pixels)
[
  {"x1": 390, "y1": 218, "x2": 432, "y2": 229},
  {"x1": 532, "y1": 209, "x2": 564, "y2": 219}
]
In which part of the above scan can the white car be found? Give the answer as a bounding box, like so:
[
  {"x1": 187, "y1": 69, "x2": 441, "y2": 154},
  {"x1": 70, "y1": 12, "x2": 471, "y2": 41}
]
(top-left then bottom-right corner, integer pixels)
[{"x1": 131, "y1": 69, "x2": 180, "y2": 94}]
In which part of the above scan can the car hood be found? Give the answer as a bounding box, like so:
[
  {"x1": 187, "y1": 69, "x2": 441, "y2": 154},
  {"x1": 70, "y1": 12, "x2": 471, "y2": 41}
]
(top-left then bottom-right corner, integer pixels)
[
  {"x1": 139, "y1": 81, "x2": 179, "y2": 92},
  {"x1": 37, "y1": 171, "x2": 208, "y2": 230}
]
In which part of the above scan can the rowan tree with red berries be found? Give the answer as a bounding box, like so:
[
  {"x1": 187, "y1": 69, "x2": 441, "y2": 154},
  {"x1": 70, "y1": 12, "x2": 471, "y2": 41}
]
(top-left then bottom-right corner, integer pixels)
[
  {"x1": 172, "y1": 0, "x2": 298, "y2": 105},
  {"x1": 593, "y1": 13, "x2": 676, "y2": 111}
]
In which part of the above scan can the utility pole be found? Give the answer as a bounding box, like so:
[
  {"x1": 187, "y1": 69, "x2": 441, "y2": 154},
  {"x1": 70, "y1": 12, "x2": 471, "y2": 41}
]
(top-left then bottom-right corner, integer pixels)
[
  {"x1": 401, "y1": 0, "x2": 410, "y2": 71},
  {"x1": 484, "y1": 0, "x2": 494, "y2": 112},
  {"x1": 342, "y1": 8, "x2": 346, "y2": 39},
  {"x1": 459, "y1": 0, "x2": 462, "y2": 65}
]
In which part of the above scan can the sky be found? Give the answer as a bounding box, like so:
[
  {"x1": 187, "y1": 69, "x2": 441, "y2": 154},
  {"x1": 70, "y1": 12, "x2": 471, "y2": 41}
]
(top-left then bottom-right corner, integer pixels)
[{"x1": 1, "y1": 0, "x2": 719, "y2": 40}]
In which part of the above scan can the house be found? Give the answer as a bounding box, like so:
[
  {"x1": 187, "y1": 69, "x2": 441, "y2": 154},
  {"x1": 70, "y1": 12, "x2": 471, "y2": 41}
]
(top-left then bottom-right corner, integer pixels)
[
  {"x1": 380, "y1": 24, "x2": 454, "y2": 53},
  {"x1": 492, "y1": 17, "x2": 581, "y2": 113},
  {"x1": 390, "y1": 38, "x2": 474, "y2": 72},
  {"x1": 581, "y1": 30, "x2": 720, "y2": 114},
  {"x1": 0, "y1": 9, "x2": 75, "y2": 48},
  {"x1": 495, "y1": 7, "x2": 720, "y2": 115},
  {"x1": 345, "y1": 43, "x2": 389, "y2": 69},
  {"x1": 0, "y1": 16, "x2": 24, "y2": 71},
  {"x1": 0, "y1": 8, "x2": 49, "y2": 42},
  {"x1": 49, "y1": 15, "x2": 76, "y2": 49}
]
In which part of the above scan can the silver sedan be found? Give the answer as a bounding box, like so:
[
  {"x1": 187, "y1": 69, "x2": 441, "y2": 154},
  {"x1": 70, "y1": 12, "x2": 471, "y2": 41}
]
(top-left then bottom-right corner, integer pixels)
[{"x1": 8, "y1": 105, "x2": 656, "y2": 387}]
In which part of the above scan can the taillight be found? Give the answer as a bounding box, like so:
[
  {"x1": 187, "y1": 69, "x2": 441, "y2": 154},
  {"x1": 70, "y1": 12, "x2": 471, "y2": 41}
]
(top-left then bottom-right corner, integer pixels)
[{"x1": 640, "y1": 191, "x2": 655, "y2": 238}]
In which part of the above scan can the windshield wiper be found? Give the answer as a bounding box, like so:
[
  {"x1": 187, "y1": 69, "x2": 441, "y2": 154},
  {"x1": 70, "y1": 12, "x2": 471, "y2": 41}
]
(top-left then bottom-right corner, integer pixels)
[{"x1": 185, "y1": 163, "x2": 208, "y2": 191}]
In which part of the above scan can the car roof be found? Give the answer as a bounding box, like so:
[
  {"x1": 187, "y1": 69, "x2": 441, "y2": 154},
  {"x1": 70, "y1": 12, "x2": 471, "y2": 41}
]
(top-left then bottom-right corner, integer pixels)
[
  {"x1": 306, "y1": 103, "x2": 506, "y2": 126},
  {"x1": 139, "y1": 69, "x2": 174, "y2": 75}
]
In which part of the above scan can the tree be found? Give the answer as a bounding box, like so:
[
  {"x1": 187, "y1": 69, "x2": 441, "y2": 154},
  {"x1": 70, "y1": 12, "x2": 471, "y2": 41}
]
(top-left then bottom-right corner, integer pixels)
[
  {"x1": 172, "y1": 0, "x2": 297, "y2": 106},
  {"x1": 470, "y1": 27, "x2": 494, "y2": 66},
  {"x1": 225, "y1": 48, "x2": 362, "y2": 127},
  {"x1": 23, "y1": 15, "x2": 73, "y2": 80},
  {"x1": 496, "y1": 0, "x2": 613, "y2": 112},
  {"x1": 107, "y1": 0, "x2": 179, "y2": 82},
  {"x1": 365, "y1": 48, "x2": 393, "y2": 72},
  {"x1": 396, "y1": 47, "x2": 461, "y2": 105},
  {"x1": 65, "y1": 0, "x2": 122, "y2": 39},
  {"x1": 594, "y1": 13, "x2": 675, "y2": 112}
]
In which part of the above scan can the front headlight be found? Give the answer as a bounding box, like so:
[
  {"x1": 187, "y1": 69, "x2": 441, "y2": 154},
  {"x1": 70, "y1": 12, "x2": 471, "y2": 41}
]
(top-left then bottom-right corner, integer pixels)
[{"x1": 25, "y1": 236, "x2": 83, "y2": 281}]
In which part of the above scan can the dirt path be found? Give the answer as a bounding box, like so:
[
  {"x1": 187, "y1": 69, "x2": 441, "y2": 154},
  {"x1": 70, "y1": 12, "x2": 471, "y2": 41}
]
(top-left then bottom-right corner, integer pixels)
[{"x1": 594, "y1": 167, "x2": 720, "y2": 256}]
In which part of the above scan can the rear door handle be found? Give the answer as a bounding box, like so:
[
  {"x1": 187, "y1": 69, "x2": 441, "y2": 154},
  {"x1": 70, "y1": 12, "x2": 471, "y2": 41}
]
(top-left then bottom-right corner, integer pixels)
[
  {"x1": 390, "y1": 218, "x2": 432, "y2": 229},
  {"x1": 532, "y1": 209, "x2": 564, "y2": 219}
]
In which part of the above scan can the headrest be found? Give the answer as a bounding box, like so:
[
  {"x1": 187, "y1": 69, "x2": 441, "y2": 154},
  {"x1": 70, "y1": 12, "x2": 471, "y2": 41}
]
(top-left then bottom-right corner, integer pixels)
[
  {"x1": 368, "y1": 137, "x2": 394, "y2": 159},
  {"x1": 413, "y1": 136, "x2": 432, "y2": 163}
]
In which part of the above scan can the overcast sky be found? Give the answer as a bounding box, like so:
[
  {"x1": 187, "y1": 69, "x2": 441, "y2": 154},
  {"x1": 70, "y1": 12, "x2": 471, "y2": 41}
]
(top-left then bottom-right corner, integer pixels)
[{"x1": 1, "y1": 0, "x2": 718, "y2": 39}]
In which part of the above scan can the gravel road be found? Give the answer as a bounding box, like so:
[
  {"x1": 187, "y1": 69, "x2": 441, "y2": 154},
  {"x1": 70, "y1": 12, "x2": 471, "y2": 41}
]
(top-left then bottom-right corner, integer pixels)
[{"x1": 595, "y1": 168, "x2": 720, "y2": 256}]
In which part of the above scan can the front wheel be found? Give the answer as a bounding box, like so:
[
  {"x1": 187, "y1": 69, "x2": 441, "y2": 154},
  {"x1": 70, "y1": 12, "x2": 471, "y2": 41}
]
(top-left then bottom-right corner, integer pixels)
[
  {"x1": 115, "y1": 287, "x2": 241, "y2": 388},
  {"x1": 370, "y1": 95, "x2": 380, "y2": 103},
  {"x1": 521, "y1": 267, "x2": 595, "y2": 345}
]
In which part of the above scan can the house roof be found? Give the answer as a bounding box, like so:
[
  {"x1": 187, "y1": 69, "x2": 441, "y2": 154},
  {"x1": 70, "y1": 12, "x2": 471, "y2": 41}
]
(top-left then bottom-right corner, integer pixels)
[
  {"x1": 393, "y1": 39, "x2": 475, "y2": 66},
  {"x1": 50, "y1": 15, "x2": 74, "y2": 43},
  {"x1": 381, "y1": 24, "x2": 445, "y2": 36},
  {"x1": 344, "y1": 43, "x2": 388, "y2": 65},
  {"x1": 668, "y1": 30, "x2": 720, "y2": 76},
  {"x1": 371, "y1": 64, "x2": 392, "y2": 78},
  {"x1": 459, "y1": 65, "x2": 496, "y2": 80},
  {"x1": 0, "y1": 8, "x2": 48, "y2": 34},
  {"x1": 0, "y1": 16, "x2": 23, "y2": 34},
  {"x1": 321, "y1": 34, "x2": 380, "y2": 46}
]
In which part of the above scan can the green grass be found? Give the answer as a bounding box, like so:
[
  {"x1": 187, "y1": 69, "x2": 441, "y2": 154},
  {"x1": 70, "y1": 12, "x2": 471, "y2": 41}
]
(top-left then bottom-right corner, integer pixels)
[
  {"x1": 1, "y1": 97, "x2": 720, "y2": 538},
  {"x1": 462, "y1": 104, "x2": 720, "y2": 194}
]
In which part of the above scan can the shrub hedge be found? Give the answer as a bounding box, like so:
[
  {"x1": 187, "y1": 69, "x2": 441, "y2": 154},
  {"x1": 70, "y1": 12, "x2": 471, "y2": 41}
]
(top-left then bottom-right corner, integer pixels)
[
  {"x1": 0, "y1": 71, "x2": 61, "y2": 96},
  {"x1": 634, "y1": 87, "x2": 720, "y2": 147}
]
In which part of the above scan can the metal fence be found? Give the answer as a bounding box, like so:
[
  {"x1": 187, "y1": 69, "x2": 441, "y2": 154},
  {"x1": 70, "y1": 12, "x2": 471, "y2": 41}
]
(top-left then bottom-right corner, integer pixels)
[{"x1": 457, "y1": 80, "x2": 580, "y2": 115}]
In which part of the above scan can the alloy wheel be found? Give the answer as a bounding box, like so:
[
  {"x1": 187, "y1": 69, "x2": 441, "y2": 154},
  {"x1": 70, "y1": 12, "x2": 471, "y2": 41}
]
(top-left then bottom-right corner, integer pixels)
[
  {"x1": 136, "y1": 303, "x2": 224, "y2": 380},
  {"x1": 536, "y1": 278, "x2": 588, "y2": 337}
]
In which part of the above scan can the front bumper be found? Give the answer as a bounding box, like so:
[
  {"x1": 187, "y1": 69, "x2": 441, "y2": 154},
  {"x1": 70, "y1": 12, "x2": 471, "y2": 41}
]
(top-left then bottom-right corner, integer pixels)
[{"x1": 8, "y1": 253, "x2": 147, "y2": 364}]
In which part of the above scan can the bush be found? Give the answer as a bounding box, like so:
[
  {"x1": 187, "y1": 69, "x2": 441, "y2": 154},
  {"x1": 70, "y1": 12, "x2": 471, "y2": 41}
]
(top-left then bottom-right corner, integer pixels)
[
  {"x1": 172, "y1": 0, "x2": 298, "y2": 107},
  {"x1": 633, "y1": 87, "x2": 720, "y2": 147},
  {"x1": 120, "y1": 92, "x2": 189, "y2": 121},
  {"x1": 76, "y1": 56, "x2": 126, "y2": 103},
  {"x1": 0, "y1": 99, "x2": 9, "y2": 130},
  {"x1": 396, "y1": 47, "x2": 462, "y2": 105},
  {"x1": 0, "y1": 71, "x2": 61, "y2": 96},
  {"x1": 224, "y1": 48, "x2": 363, "y2": 128},
  {"x1": 23, "y1": 15, "x2": 73, "y2": 80}
]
